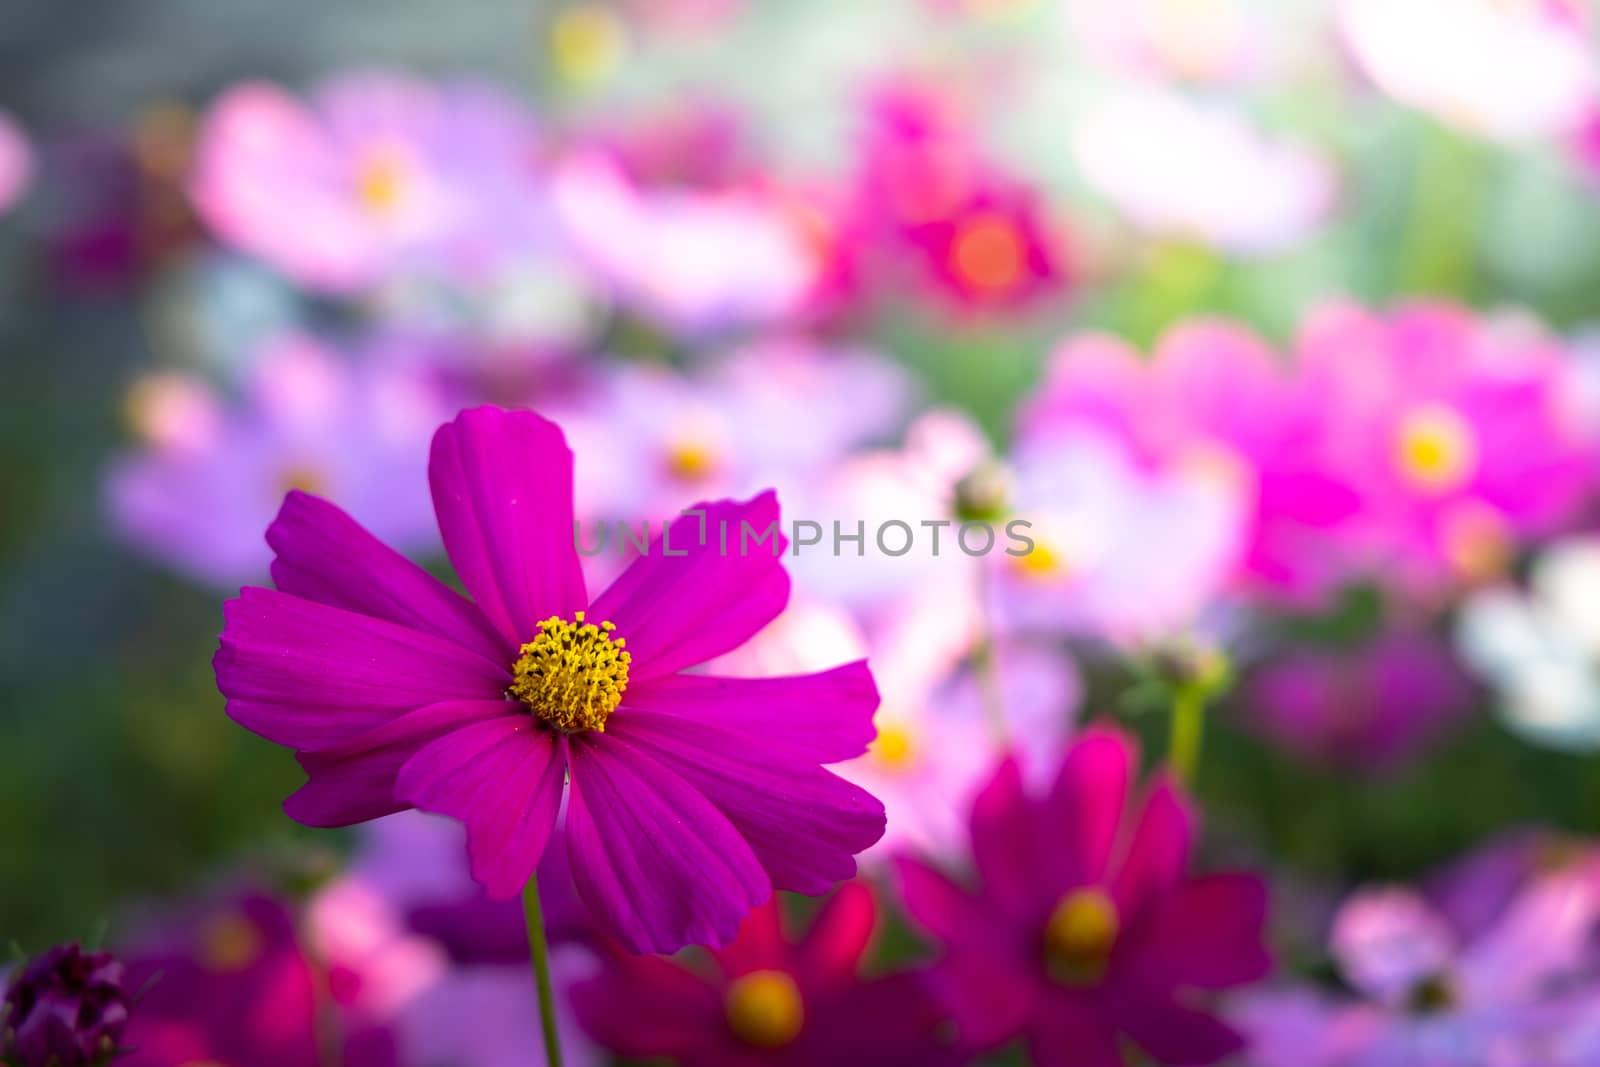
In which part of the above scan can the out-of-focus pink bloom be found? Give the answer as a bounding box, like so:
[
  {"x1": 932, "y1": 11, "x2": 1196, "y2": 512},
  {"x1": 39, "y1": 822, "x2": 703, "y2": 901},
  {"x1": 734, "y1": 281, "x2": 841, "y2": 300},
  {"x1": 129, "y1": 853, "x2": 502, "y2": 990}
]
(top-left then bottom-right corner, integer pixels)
[
  {"x1": 1240, "y1": 850, "x2": 1600, "y2": 1067},
  {"x1": 105, "y1": 333, "x2": 448, "y2": 587},
  {"x1": 572, "y1": 882, "x2": 963, "y2": 1066},
  {"x1": 1295, "y1": 302, "x2": 1598, "y2": 595},
  {"x1": 190, "y1": 74, "x2": 545, "y2": 291},
  {"x1": 1072, "y1": 86, "x2": 1336, "y2": 256},
  {"x1": 1339, "y1": 0, "x2": 1597, "y2": 142},
  {"x1": 549, "y1": 152, "x2": 823, "y2": 336},
  {"x1": 1063, "y1": 0, "x2": 1271, "y2": 82},
  {"x1": 556, "y1": 337, "x2": 912, "y2": 521},
  {"x1": 851, "y1": 83, "x2": 1070, "y2": 312},
  {"x1": 119, "y1": 890, "x2": 406, "y2": 1067},
  {"x1": 713, "y1": 599, "x2": 1080, "y2": 862},
  {"x1": 1244, "y1": 628, "x2": 1474, "y2": 772},
  {"x1": 1021, "y1": 322, "x2": 1361, "y2": 603},
  {"x1": 0, "y1": 110, "x2": 32, "y2": 216},
  {"x1": 897, "y1": 726, "x2": 1272, "y2": 1066},
  {"x1": 997, "y1": 424, "x2": 1249, "y2": 644}
]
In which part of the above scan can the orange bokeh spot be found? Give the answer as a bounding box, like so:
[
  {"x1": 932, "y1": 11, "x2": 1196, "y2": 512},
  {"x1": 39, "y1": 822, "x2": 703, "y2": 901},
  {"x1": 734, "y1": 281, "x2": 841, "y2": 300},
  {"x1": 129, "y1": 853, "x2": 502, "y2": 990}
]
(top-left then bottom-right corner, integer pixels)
[{"x1": 950, "y1": 212, "x2": 1027, "y2": 293}]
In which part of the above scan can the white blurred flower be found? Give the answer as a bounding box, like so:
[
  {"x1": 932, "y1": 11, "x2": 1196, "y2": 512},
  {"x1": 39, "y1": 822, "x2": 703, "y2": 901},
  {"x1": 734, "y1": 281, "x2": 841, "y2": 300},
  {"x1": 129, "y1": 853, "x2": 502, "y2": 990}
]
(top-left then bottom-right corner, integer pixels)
[{"x1": 1457, "y1": 537, "x2": 1600, "y2": 750}]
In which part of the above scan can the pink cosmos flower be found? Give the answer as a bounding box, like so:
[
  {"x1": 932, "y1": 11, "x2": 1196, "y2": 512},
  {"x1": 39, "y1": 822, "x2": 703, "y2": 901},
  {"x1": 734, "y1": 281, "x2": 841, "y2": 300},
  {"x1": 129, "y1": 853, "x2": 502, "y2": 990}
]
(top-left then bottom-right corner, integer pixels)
[
  {"x1": 1239, "y1": 851, "x2": 1600, "y2": 1067},
  {"x1": 0, "y1": 109, "x2": 32, "y2": 217},
  {"x1": 571, "y1": 881, "x2": 963, "y2": 1065},
  {"x1": 119, "y1": 890, "x2": 402, "y2": 1067},
  {"x1": 1071, "y1": 86, "x2": 1336, "y2": 257},
  {"x1": 1021, "y1": 321, "x2": 1360, "y2": 604},
  {"x1": 190, "y1": 73, "x2": 545, "y2": 291},
  {"x1": 1294, "y1": 302, "x2": 1597, "y2": 594},
  {"x1": 1244, "y1": 628, "x2": 1474, "y2": 772},
  {"x1": 896, "y1": 726, "x2": 1272, "y2": 1066},
  {"x1": 1339, "y1": 0, "x2": 1596, "y2": 143},
  {"x1": 106, "y1": 333, "x2": 447, "y2": 588},
  {"x1": 213, "y1": 405, "x2": 886, "y2": 954},
  {"x1": 549, "y1": 152, "x2": 822, "y2": 336}
]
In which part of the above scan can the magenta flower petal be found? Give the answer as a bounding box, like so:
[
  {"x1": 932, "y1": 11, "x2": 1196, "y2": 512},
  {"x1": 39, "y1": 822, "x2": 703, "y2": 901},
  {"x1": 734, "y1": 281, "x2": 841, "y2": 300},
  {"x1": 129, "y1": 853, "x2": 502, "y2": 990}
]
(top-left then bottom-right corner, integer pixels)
[
  {"x1": 428, "y1": 407, "x2": 587, "y2": 646},
  {"x1": 1110, "y1": 775, "x2": 1195, "y2": 918},
  {"x1": 1028, "y1": 999, "x2": 1125, "y2": 1067},
  {"x1": 565, "y1": 736, "x2": 770, "y2": 953},
  {"x1": 609, "y1": 700, "x2": 885, "y2": 894},
  {"x1": 1115, "y1": 996, "x2": 1246, "y2": 1066},
  {"x1": 1123, "y1": 873, "x2": 1273, "y2": 989},
  {"x1": 216, "y1": 587, "x2": 507, "y2": 749},
  {"x1": 894, "y1": 855, "x2": 988, "y2": 949},
  {"x1": 1042, "y1": 725, "x2": 1133, "y2": 888},
  {"x1": 968, "y1": 757, "x2": 1045, "y2": 911},
  {"x1": 395, "y1": 718, "x2": 568, "y2": 899},
  {"x1": 616, "y1": 663, "x2": 879, "y2": 763},
  {"x1": 286, "y1": 699, "x2": 518, "y2": 826},
  {"x1": 570, "y1": 954, "x2": 724, "y2": 1058},
  {"x1": 267, "y1": 490, "x2": 509, "y2": 664},
  {"x1": 587, "y1": 492, "x2": 790, "y2": 681},
  {"x1": 794, "y1": 881, "x2": 877, "y2": 987}
]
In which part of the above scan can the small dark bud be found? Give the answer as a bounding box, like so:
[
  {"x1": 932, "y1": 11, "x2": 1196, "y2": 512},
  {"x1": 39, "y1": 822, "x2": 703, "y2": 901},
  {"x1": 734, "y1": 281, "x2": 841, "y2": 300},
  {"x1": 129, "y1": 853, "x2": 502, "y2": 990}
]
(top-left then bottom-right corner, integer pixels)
[{"x1": 2, "y1": 944, "x2": 130, "y2": 1067}]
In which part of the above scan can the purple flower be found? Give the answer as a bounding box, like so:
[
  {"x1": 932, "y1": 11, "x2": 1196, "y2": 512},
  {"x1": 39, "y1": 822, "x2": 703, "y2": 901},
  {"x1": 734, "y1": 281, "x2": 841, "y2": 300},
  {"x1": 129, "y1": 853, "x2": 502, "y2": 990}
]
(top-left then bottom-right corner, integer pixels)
[
  {"x1": 572, "y1": 882, "x2": 961, "y2": 1066},
  {"x1": 2, "y1": 945, "x2": 129, "y2": 1067},
  {"x1": 0, "y1": 110, "x2": 32, "y2": 218},
  {"x1": 213, "y1": 404, "x2": 885, "y2": 954},
  {"x1": 1244, "y1": 628, "x2": 1474, "y2": 772},
  {"x1": 896, "y1": 726, "x2": 1272, "y2": 1066}
]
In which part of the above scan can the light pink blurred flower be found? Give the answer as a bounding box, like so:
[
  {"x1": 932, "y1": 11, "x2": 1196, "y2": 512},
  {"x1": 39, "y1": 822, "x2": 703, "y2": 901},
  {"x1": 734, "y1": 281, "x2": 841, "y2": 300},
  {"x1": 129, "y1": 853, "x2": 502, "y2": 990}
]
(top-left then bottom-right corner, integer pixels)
[
  {"x1": 1072, "y1": 85, "x2": 1336, "y2": 256},
  {"x1": 1339, "y1": 0, "x2": 1597, "y2": 142},
  {"x1": 0, "y1": 109, "x2": 32, "y2": 216},
  {"x1": 105, "y1": 333, "x2": 449, "y2": 587},
  {"x1": 549, "y1": 152, "x2": 823, "y2": 335},
  {"x1": 1295, "y1": 302, "x2": 1598, "y2": 595},
  {"x1": 190, "y1": 74, "x2": 546, "y2": 291},
  {"x1": 1063, "y1": 0, "x2": 1282, "y2": 83}
]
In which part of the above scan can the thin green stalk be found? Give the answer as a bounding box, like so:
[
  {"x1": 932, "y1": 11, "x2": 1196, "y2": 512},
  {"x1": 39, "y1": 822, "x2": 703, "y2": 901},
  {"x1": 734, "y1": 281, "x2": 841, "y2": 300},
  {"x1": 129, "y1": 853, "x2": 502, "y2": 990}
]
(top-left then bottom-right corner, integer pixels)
[
  {"x1": 1168, "y1": 683, "x2": 1206, "y2": 787},
  {"x1": 522, "y1": 875, "x2": 563, "y2": 1067}
]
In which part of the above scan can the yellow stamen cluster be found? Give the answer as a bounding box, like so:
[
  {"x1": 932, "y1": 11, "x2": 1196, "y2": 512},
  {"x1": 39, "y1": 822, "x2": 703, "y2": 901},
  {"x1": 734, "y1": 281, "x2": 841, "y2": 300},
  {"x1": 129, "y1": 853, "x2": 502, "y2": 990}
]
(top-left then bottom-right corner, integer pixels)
[
  {"x1": 509, "y1": 612, "x2": 631, "y2": 733},
  {"x1": 1396, "y1": 405, "x2": 1477, "y2": 493},
  {"x1": 1043, "y1": 887, "x2": 1120, "y2": 987},
  {"x1": 724, "y1": 970, "x2": 805, "y2": 1048}
]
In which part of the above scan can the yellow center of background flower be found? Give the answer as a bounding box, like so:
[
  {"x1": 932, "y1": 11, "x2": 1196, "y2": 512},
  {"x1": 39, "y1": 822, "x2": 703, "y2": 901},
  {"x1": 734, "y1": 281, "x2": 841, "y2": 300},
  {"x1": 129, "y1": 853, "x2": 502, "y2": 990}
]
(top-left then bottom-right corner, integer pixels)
[
  {"x1": 870, "y1": 720, "x2": 916, "y2": 770},
  {"x1": 509, "y1": 612, "x2": 630, "y2": 733},
  {"x1": 724, "y1": 970, "x2": 804, "y2": 1048},
  {"x1": 950, "y1": 212, "x2": 1027, "y2": 294},
  {"x1": 1044, "y1": 886, "x2": 1120, "y2": 986},
  {"x1": 198, "y1": 912, "x2": 262, "y2": 972},
  {"x1": 354, "y1": 144, "x2": 413, "y2": 216},
  {"x1": 1396, "y1": 405, "x2": 1477, "y2": 493}
]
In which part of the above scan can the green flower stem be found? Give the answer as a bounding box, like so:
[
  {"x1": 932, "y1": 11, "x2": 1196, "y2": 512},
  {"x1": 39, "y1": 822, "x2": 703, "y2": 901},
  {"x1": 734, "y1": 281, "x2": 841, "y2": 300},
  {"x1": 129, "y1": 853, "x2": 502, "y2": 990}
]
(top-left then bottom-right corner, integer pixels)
[
  {"x1": 1168, "y1": 682, "x2": 1207, "y2": 787},
  {"x1": 522, "y1": 875, "x2": 563, "y2": 1067}
]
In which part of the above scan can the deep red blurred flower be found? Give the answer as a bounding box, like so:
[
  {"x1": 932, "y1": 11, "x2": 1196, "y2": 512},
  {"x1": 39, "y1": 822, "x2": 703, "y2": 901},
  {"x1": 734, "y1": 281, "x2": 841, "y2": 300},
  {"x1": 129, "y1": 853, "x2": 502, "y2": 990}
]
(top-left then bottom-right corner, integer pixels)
[
  {"x1": 572, "y1": 882, "x2": 962, "y2": 1066},
  {"x1": 896, "y1": 726, "x2": 1272, "y2": 1067},
  {"x1": 213, "y1": 405, "x2": 884, "y2": 954},
  {"x1": 2, "y1": 944, "x2": 129, "y2": 1067}
]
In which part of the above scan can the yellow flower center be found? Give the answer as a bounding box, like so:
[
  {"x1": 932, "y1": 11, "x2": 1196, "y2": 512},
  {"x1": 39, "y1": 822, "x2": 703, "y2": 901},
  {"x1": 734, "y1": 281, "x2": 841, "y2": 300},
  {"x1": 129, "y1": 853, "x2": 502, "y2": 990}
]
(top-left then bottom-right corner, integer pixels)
[
  {"x1": 509, "y1": 612, "x2": 631, "y2": 733},
  {"x1": 1012, "y1": 539, "x2": 1066, "y2": 581},
  {"x1": 1044, "y1": 887, "x2": 1120, "y2": 987},
  {"x1": 870, "y1": 720, "x2": 916, "y2": 770},
  {"x1": 354, "y1": 144, "x2": 413, "y2": 216},
  {"x1": 950, "y1": 212, "x2": 1027, "y2": 294},
  {"x1": 198, "y1": 912, "x2": 262, "y2": 973},
  {"x1": 664, "y1": 440, "x2": 719, "y2": 482},
  {"x1": 1396, "y1": 405, "x2": 1477, "y2": 493},
  {"x1": 724, "y1": 970, "x2": 804, "y2": 1048}
]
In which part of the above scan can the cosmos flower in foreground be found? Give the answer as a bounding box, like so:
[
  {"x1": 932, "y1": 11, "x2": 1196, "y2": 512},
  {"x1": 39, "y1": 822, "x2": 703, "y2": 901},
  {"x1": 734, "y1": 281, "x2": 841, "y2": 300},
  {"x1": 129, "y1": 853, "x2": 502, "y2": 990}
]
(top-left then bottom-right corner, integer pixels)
[
  {"x1": 896, "y1": 726, "x2": 1271, "y2": 1066},
  {"x1": 572, "y1": 881, "x2": 962, "y2": 1066},
  {"x1": 214, "y1": 405, "x2": 885, "y2": 954},
  {"x1": 2, "y1": 944, "x2": 129, "y2": 1067}
]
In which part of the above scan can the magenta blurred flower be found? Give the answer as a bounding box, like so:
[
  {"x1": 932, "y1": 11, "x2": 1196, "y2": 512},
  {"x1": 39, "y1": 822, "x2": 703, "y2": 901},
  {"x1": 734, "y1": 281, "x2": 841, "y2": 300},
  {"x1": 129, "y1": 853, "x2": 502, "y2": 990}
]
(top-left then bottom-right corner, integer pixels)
[
  {"x1": 1239, "y1": 850, "x2": 1600, "y2": 1067},
  {"x1": 190, "y1": 74, "x2": 545, "y2": 291},
  {"x1": 1339, "y1": 0, "x2": 1596, "y2": 142},
  {"x1": 1244, "y1": 628, "x2": 1474, "y2": 772},
  {"x1": 213, "y1": 405, "x2": 885, "y2": 954},
  {"x1": 1295, "y1": 302, "x2": 1597, "y2": 595},
  {"x1": 549, "y1": 152, "x2": 823, "y2": 335},
  {"x1": 119, "y1": 891, "x2": 400, "y2": 1067},
  {"x1": 2, "y1": 944, "x2": 129, "y2": 1067},
  {"x1": 0, "y1": 110, "x2": 32, "y2": 217},
  {"x1": 572, "y1": 881, "x2": 962, "y2": 1065},
  {"x1": 1072, "y1": 86, "x2": 1336, "y2": 256},
  {"x1": 1022, "y1": 322, "x2": 1360, "y2": 604},
  {"x1": 896, "y1": 726, "x2": 1272, "y2": 1066},
  {"x1": 106, "y1": 333, "x2": 447, "y2": 588}
]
